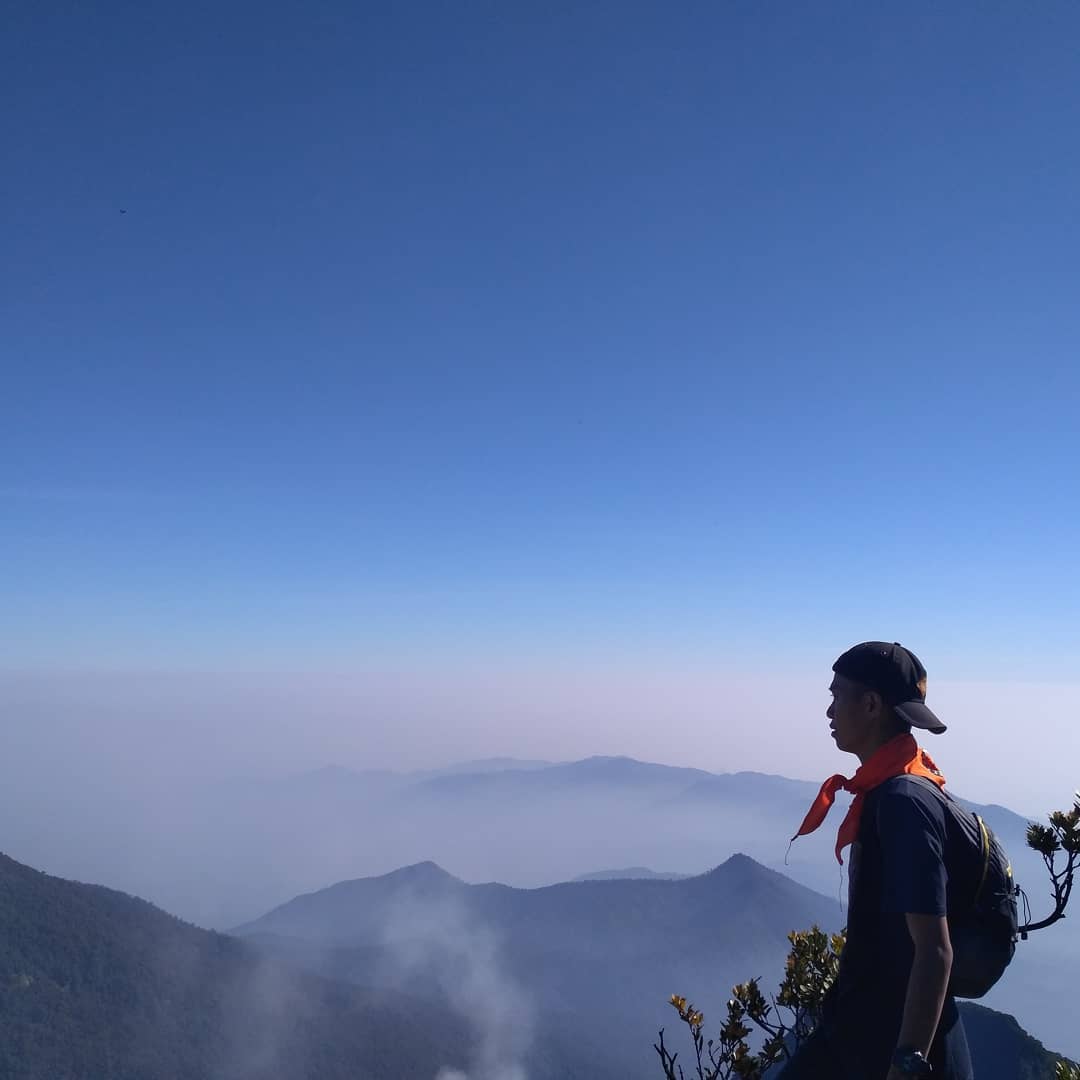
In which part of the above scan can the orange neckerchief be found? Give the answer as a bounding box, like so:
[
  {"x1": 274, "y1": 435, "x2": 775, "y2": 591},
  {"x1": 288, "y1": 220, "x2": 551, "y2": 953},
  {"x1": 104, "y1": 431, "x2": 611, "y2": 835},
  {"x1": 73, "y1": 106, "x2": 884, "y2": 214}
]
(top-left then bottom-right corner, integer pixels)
[{"x1": 791, "y1": 733, "x2": 946, "y2": 864}]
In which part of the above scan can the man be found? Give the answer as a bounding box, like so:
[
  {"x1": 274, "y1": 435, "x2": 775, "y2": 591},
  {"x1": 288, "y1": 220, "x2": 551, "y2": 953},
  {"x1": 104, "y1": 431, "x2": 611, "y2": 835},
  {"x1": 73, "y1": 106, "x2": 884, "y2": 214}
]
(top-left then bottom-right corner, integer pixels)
[{"x1": 778, "y1": 642, "x2": 975, "y2": 1080}]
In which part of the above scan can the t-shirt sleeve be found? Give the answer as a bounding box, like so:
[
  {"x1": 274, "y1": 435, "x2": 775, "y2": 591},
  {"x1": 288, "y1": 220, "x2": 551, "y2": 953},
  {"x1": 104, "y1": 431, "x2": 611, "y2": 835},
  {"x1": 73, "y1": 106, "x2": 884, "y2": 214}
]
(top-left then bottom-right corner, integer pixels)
[{"x1": 874, "y1": 781, "x2": 948, "y2": 916}]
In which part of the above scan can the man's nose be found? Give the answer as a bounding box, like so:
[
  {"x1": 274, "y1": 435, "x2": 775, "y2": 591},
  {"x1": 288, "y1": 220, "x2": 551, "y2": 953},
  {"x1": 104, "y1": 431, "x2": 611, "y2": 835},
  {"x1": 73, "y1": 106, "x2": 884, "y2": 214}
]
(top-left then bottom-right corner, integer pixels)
[{"x1": 826, "y1": 703, "x2": 834, "y2": 720}]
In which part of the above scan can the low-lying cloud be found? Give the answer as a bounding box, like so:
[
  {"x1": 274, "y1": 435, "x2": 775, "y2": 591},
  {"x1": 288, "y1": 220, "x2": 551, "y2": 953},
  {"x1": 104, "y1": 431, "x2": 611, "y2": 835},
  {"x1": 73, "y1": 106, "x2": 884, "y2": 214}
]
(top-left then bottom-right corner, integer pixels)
[{"x1": 381, "y1": 892, "x2": 532, "y2": 1080}]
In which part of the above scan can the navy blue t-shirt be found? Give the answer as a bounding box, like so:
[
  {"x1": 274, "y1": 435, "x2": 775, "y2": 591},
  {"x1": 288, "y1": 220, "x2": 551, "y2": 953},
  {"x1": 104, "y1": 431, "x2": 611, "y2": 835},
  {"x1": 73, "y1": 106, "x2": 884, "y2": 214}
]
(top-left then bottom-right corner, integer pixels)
[
  {"x1": 835, "y1": 776, "x2": 974, "y2": 1077},
  {"x1": 779, "y1": 775, "x2": 976, "y2": 1079}
]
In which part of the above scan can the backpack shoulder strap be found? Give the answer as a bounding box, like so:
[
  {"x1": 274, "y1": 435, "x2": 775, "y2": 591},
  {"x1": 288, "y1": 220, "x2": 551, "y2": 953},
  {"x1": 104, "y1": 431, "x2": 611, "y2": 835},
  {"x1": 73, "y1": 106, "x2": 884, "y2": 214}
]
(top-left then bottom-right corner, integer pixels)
[
  {"x1": 899, "y1": 777, "x2": 999, "y2": 906},
  {"x1": 884, "y1": 772, "x2": 956, "y2": 809},
  {"x1": 972, "y1": 813, "x2": 993, "y2": 903}
]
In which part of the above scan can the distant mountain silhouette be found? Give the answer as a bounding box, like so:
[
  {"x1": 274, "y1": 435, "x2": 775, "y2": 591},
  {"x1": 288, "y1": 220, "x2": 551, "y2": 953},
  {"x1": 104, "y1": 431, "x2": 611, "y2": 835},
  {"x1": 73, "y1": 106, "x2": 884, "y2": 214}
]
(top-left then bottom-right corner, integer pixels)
[
  {"x1": 411, "y1": 753, "x2": 714, "y2": 800},
  {"x1": 236, "y1": 852, "x2": 840, "y2": 949},
  {"x1": 674, "y1": 770, "x2": 821, "y2": 803},
  {"x1": 238, "y1": 854, "x2": 1074, "y2": 1079},
  {"x1": 237, "y1": 856, "x2": 826, "y2": 1075},
  {"x1": 233, "y1": 860, "x2": 467, "y2": 942},
  {"x1": 957, "y1": 1002, "x2": 1070, "y2": 1080},
  {"x1": 6, "y1": 752, "x2": 1073, "y2": 1061},
  {"x1": 0, "y1": 851, "x2": 471, "y2": 1080},
  {"x1": 573, "y1": 866, "x2": 689, "y2": 881}
]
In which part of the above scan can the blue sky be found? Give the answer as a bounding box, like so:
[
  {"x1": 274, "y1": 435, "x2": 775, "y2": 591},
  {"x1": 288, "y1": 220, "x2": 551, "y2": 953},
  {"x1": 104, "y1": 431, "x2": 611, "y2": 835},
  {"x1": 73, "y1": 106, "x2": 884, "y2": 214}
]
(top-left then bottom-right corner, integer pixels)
[{"x1": 3, "y1": 4, "x2": 1079, "y2": 800}]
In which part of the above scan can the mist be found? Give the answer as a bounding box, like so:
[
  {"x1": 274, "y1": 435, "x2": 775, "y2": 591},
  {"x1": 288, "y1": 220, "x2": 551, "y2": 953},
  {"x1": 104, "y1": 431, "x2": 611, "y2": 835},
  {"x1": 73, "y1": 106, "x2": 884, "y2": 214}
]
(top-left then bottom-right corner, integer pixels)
[
  {"x1": 4, "y1": 658, "x2": 1076, "y2": 930},
  {"x1": 5, "y1": 664, "x2": 1075, "y2": 810},
  {"x1": 4, "y1": 663, "x2": 1079, "y2": 1065},
  {"x1": 381, "y1": 893, "x2": 533, "y2": 1080}
]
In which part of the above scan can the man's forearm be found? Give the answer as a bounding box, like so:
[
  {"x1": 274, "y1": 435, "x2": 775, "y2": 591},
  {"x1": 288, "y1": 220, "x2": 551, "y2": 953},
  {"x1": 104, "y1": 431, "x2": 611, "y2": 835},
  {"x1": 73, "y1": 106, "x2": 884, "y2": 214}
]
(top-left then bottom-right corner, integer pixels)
[{"x1": 895, "y1": 943, "x2": 952, "y2": 1055}]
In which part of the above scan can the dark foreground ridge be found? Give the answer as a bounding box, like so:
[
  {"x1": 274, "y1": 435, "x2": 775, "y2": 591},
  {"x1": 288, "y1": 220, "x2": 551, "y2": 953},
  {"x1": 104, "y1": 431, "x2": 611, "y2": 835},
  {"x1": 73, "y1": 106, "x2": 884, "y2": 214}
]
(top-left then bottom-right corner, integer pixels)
[
  {"x1": 1, "y1": 850, "x2": 1072, "y2": 1079},
  {"x1": 0, "y1": 851, "x2": 470, "y2": 1080}
]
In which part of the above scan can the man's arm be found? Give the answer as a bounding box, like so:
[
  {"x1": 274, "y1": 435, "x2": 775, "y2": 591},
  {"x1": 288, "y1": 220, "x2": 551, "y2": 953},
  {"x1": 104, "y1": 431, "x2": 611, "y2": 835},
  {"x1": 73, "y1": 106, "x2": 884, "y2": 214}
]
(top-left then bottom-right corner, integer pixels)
[{"x1": 887, "y1": 912, "x2": 953, "y2": 1077}]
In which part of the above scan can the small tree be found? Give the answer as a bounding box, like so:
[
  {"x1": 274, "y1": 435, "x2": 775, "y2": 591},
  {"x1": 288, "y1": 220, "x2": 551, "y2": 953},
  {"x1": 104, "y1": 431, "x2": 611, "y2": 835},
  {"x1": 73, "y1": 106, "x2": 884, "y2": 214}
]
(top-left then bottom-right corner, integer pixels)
[
  {"x1": 1021, "y1": 794, "x2": 1080, "y2": 934},
  {"x1": 656, "y1": 927, "x2": 843, "y2": 1079},
  {"x1": 656, "y1": 791, "x2": 1080, "y2": 1079}
]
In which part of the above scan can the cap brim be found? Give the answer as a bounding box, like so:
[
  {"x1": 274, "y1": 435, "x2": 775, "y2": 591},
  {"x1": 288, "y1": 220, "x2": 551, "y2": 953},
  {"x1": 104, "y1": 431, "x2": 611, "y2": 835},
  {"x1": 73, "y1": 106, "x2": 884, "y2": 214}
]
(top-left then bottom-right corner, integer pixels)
[{"x1": 895, "y1": 700, "x2": 947, "y2": 734}]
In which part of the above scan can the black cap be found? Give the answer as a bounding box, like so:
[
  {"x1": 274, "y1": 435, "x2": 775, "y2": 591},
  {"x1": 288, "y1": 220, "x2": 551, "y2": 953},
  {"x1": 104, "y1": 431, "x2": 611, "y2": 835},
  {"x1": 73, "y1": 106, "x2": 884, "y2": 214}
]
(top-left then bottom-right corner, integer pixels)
[{"x1": 832, "y1": 641, "x2": 947, "y2": 734}]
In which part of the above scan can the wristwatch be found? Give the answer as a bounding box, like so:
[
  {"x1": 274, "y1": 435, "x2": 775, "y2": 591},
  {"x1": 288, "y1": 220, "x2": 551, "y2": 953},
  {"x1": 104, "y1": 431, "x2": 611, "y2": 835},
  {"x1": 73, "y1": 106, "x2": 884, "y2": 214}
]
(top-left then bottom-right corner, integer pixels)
[{"x1": 891, "y1": 1047, "x2": 932, "y2": 1076}]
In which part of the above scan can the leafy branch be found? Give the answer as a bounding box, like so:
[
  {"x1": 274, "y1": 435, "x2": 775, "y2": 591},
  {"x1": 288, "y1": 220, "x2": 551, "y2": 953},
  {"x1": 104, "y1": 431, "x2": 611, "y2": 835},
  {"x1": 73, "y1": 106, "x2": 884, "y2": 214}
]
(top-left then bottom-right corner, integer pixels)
[
  {"x1": 655, "y1": 927, "x2": 843, "y2": 1079},
  {"x1": 1021, "y1": 791, "x2": 1080, "y2": 935}
]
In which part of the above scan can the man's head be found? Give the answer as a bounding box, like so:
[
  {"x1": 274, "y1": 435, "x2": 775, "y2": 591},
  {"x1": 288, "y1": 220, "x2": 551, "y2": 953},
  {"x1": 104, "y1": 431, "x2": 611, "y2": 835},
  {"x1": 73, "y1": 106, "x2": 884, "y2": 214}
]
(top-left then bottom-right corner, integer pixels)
[{"x1": 826, "y1": 641, "x2": 946, "y2": 762}]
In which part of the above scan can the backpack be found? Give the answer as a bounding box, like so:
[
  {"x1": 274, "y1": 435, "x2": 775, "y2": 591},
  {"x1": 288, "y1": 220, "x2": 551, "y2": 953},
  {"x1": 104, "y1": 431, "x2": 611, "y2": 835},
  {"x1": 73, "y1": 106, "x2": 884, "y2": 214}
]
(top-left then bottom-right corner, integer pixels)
[{"x1": 915, "y1": 779, "x2": 1019, "y2": 998}]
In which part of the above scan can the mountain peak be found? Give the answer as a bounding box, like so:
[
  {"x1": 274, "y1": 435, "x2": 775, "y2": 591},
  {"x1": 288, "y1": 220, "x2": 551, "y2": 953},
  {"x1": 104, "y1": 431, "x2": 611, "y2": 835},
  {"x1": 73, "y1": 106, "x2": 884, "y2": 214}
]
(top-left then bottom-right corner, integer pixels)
[
  {"x1": 699, "y1": 852, "x2": 777, "y2": 883},
  {"x1": 721, "y1": 852, "x2": 758, "y2": 868},
  {"x1": 383, "y1": 860, "x2": 459, "y2": 884}
]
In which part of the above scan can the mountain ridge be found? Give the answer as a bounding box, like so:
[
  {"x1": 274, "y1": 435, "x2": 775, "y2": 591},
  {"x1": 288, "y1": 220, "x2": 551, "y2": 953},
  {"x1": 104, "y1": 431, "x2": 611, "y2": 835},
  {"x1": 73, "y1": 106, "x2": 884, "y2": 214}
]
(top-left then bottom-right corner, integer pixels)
[
  {"x1": 2, "y1": 848, "x2": 1072, "y2": 1080},
  {"x1": 4, "y1": 752, "x2": 1071, "y2": 1059},
  {"x1": 234, "y1": 852, "x2": 1073, "y2": 1080},
  {"x1": 0, "y1": 850, "x2": 473, "y2": 1080}
]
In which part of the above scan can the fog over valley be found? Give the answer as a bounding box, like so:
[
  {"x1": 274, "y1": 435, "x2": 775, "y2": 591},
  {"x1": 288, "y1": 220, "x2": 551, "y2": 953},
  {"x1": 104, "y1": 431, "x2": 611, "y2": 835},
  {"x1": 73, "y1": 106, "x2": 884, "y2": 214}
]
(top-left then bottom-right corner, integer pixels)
[{"x1": 4, "y1": 748, "x2": 1077, "y2": 1067}]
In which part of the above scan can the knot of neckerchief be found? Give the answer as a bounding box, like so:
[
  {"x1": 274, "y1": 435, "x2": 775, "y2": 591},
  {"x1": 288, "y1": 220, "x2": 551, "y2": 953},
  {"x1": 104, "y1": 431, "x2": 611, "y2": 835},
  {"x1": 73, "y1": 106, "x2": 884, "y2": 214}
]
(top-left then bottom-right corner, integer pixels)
[{"x1": 791, "y1": 733, "x2": 946, "y2": 864}]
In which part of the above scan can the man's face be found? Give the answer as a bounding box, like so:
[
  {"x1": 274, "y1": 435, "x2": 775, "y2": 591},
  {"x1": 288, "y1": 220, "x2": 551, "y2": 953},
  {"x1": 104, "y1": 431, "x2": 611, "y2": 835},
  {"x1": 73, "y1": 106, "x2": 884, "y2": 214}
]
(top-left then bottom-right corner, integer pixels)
[{"x1": 826, "y1": 673, "x2": 874, "y2": 757}]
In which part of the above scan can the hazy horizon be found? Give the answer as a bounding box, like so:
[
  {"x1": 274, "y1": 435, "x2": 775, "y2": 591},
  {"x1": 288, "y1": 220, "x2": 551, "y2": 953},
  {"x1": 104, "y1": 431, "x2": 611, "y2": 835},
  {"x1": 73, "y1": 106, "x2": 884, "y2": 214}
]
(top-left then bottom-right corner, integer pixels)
[{"x1": 5, "y1": 661, "x2": 1074, "y2": 820}]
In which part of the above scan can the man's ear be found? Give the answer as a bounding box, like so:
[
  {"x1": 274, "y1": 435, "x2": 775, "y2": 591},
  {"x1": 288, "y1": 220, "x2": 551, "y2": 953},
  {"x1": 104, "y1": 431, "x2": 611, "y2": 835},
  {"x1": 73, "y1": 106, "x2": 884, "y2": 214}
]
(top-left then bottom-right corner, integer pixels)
[{"x1": 864, "y1": 690, "x2": 885, "y2": 718}]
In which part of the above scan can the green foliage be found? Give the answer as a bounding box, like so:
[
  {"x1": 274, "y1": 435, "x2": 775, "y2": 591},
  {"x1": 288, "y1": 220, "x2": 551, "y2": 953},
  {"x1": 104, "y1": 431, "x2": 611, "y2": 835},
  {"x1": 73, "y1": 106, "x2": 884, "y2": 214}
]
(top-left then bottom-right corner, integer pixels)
[
  {"x1": 655, "y1": 927, "x2": 843, "y2": 1079},
  {"x1": 658, "y1": 933, "x2": 1077, "y2": 1080},
  {"x1": 1022, "y1": 791, "x2": 1080, "y2": 934}
]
